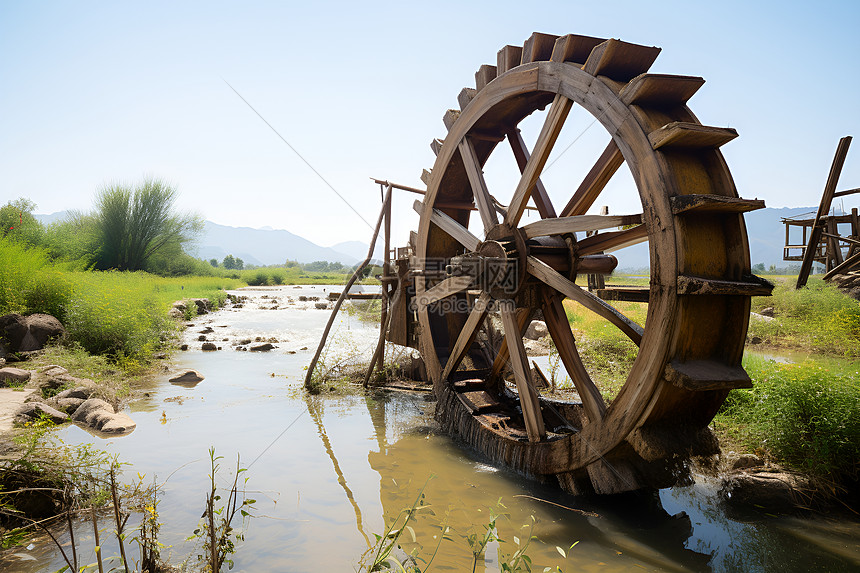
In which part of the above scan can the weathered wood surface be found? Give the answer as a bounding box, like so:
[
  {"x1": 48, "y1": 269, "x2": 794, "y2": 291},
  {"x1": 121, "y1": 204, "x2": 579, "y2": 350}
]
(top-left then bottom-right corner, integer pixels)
[{"x1": 405, "y1": 32, "x2": 766, "y2": 494}]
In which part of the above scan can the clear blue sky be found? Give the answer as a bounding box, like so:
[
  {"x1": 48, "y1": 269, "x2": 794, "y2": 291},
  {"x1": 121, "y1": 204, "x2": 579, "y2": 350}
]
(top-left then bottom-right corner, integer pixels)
[{"x1": 1, "y1": 0, "x2": 858, "y2": 249}]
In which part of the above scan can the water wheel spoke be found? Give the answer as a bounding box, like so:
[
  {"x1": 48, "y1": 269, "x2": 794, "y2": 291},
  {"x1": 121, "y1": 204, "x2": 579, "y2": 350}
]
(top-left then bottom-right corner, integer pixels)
[
  {"x1": 500, "y1": 307, "x2": 546, "y2": 442},
  {"x1": 417, "y1": 275, "x2": 473, "y2": 309},
  {"x1": 441, "y1": 291, "x2": 492, "y2": 381},
  {"x1": 504, "y1": 93, "x2": 573, "y2": 227},
  {"x1": 541, "y1": 290, "x2": 607, "y2": 421},
  {"x1": 577, "y1": 223, "x2": 648, "y2": 256},
  {"x1": 527, "y1": 256, "x2": 643, "y2": 345},
  {"x1": 459, "y1": 137, "x2": 499, "y2": 234},
  {"x1": 521, "y1": 213, "x2": 643, "y2": 240},
  {"x1": 413, "y1": 199, "x2": 480, "y2": 252},
  {"x1": 507, "y1": 128, "x2": 557, "y2": 219},
  {"x1": 560, "y1": 139, "x2": 625, "y2": 217},
  {"x1": 489, "y1": 306, "x2": 531, "y2": 381}
]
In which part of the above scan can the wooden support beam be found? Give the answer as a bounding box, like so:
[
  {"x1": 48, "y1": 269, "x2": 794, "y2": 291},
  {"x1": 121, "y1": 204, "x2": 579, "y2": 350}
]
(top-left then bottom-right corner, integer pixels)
[
  {"x1": 505, "y1": 93, "x2": 572, "y2": 227},
  {"x1": 413, "y1": 199, "x2": 480, "y2": 251},
  {"x1": 459, "y1": 137, "x2": 499, "y2": 233},
  {"x1": 500, "y1": 307, "x2": 546, "y2": 442},
  {"x1": 541, "y1": 291, "x2": 606, "y2": 421},
  {"x1": 823, "y1": 250, "x2": 860, "y2": 280},
  {"x1": 441, "y1": 292, "x2": 491, "y2": 381},
  {"x1": 507, "y1": 128, "x2": 556, "y2": 219},
  {"x1": 521, "y1": 214, "x2": 641, "y2": 239},
  {"x1": 798, "y1": 136, "x2": 853, "y2": 288},
  {"x1": 528, "y1": 256, "x2": 643, "y2": 345},
  {"x1": 560, "y1": 139, "x2": 625, "y2": 217},
  {"x1": 577, "y1": 224, "x2": 648, "y2": 256}
]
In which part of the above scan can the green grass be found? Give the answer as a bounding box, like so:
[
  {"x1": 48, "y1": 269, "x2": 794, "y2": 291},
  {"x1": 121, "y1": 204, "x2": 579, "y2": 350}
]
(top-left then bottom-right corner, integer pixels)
[
  {"x1": 0, "y1": 237, "x2": 241, "y2": 368},
  {"x1": 716, "y1": 354, "x2": 860, "y2": 482},
  {"x1": 749, "y1": 277, "x2": 860, "y2": 357},
  {"x1": 559, "y1": 298, "x2": 645, "y2": 399}
]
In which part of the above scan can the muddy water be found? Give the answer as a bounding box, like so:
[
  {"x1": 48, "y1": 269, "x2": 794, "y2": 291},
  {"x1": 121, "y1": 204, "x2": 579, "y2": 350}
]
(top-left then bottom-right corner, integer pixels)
[{"x1": 4, "y1": 286, "x2": 859, "y2": 572}]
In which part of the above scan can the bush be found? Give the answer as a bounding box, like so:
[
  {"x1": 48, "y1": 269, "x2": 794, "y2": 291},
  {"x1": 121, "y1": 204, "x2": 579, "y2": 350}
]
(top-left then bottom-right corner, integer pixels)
[
  {"x1": 749, "y1": 278, "x2": 860, "y2": 356},
  {"x1": 0, "y1": 238, "x2": 72, "y2": 318},
  {"x1": 718, "y1": 355, "x2": 860, "y2": 481}
]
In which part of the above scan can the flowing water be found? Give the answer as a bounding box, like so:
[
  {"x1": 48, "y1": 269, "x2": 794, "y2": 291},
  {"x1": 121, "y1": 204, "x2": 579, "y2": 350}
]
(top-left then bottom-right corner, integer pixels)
[{"x1": 3, "y1": 286, "x2": 859, "y2": 572}]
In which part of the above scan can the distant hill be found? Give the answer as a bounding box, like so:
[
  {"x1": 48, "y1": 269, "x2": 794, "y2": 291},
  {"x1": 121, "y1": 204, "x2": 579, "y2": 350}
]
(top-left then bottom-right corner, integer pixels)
[
  {"x1": 193, "y1": 221, "x2": 358, "y2": 266},
  {"x1": 33, "y1": 206, "x2": 829, "y2": 270}
]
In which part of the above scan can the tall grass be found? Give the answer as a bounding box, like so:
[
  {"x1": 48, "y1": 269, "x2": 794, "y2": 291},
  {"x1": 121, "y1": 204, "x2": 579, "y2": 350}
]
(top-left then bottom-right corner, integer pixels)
[
  {"x1": 0, "y1": 238, "x2": 73, "y2": 318},
  {"x1": 717, "y1": 355, "x2": 860, "y2": 482},
  {"x1": 0, "y1": 237, "x2": 240, "y2": 366},
  {"x1": 749, "y1": 277, "x2": 860, "y2": 356}
]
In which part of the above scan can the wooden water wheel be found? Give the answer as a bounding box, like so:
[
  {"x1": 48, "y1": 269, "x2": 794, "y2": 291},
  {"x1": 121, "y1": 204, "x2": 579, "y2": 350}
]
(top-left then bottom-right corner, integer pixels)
[{"x1": 408, "y1": 33, "x2": 773, "y2": 494}]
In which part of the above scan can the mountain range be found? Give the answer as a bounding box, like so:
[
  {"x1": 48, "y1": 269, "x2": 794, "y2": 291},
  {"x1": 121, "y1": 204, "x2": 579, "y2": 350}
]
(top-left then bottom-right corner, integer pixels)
[{"x1": 35, "y1": 207, "x2": 824, "y2": 270}]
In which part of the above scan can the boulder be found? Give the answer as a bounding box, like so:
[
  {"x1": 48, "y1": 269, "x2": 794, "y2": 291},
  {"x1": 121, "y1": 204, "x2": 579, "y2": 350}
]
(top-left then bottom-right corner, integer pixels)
[
  {"x1": 720, "y1": 469, "x2": 810, "y2": 511},
  {"x1": 0, "y1": 313, "x2": 64, "y2": 352},
  {"x1": 759, "y1": 307, "x2": 775, "y2": 317},
  {"x1": 314, "y1": 302, "x2": 328, "y2": 309},
  {"x1": 169, "y1": 370, "x2": 204, "y2": 387},
  {"x1": 525, "y1": 320, "x2": 548, "y2": 340},
  {"x1": 250, "y1": 343, "x2": 275, "y2": 352},
  {"x1": 39, "y1": 365, "x2": 68, "y2": 377},
  {"x1": 0, "y1": 367, "x2": 31, "y2": 385},
  {"x1": 54, "y1": 387, "x2": 95, "y2": 401},
  {"x1": 201, "y1": 342, "x2": 217, "y2": 351},
  {"x1": 55, "y1": 397, "x2": 86, "y2": 415},
  {"x1": 20, "y1": 314, "x2": 64, "y2": 351},
  {"x1": 731, "y1": 454, "x2": 765, "y2": 471},
  {"x1": 191, "y1": 298, "x2": 211, "y2": 315},
  {"x1": 71, "y1": 398, "x2": 136, "y2": 434},
  {"x1": 14, "y1": 402, "x2": 69, "y2": 425},
  {"x1": 0, "y1": 314, "x2": 28, "y2": 350}
]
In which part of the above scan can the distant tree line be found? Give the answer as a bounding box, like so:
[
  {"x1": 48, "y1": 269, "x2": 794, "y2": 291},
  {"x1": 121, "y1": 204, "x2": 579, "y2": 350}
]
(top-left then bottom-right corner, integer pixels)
[{"x1": 2, "y1": 179, "x2": 205, "y2": 276}]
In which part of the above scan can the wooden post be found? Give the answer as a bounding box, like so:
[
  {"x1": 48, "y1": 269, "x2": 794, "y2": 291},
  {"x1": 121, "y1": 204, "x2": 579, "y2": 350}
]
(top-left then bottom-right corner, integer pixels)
[
  {"x1": 305, "y1": 186, "x2": 392, "y2": 389},
  {"x1": 797, "y1": 136, "x2": 852, "y2": 288},
  {"x1": 380, "y1": 188, "x2": 392, "y2": 370}
]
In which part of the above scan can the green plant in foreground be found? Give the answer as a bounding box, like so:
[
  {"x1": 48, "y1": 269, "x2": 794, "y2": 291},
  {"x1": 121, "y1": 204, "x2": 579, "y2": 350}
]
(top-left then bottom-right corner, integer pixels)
[
  {"x1": 189, "y1": 447, "x2": 256, "y2": 572},
  {"x1": 361, "y1": 485, "x2": 579, "y2": 573}
]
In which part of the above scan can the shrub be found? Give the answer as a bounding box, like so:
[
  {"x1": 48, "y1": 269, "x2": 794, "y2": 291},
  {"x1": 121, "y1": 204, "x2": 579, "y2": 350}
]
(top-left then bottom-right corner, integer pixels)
[
  {"x1": 749, "y1": 278, "x2": 860, "y2": 356},
  {"x1": 718, "y1": 355, "x2": 860, "y2": 482}
]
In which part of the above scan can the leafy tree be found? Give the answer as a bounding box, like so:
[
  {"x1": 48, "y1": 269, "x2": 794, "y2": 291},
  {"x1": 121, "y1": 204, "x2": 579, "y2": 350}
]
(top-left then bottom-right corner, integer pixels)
[
  {"x1": 94, "y1": 178, "x2": 202, "y2": 271},
  {"x1": 222, "y1": 254, "x2": 244, "y2": 270},
  {"x1": 42, "y1": 211, "x2": 101, "y2": 266},
  {"x1": 209, "y1": 258, "x2": 219, "y2": 267},
  {"x1": 0, "y1": 197, "x2": 44, "y2": 245}
]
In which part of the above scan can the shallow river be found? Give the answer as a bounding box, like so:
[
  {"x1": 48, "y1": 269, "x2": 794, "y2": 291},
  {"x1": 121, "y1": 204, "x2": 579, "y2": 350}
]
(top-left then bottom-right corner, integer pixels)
[{"x1": 4, "y1": 286, "x2": 859, "y2": 572}]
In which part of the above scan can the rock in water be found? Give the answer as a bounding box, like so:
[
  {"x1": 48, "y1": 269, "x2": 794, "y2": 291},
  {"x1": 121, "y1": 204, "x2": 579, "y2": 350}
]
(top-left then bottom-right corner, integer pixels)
[
  {"x1": 250, "y1": 343, "x2": 275, "y2": 352},
  {"x1": 169, "y1": 370, "x2": 204, "y2": 387},
  {"x1": 71, "y1": 398, "x2": 136, "y2": 435},
  {"x1": 15, "y1": 403, "x2": 70, "y2": 425}
]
